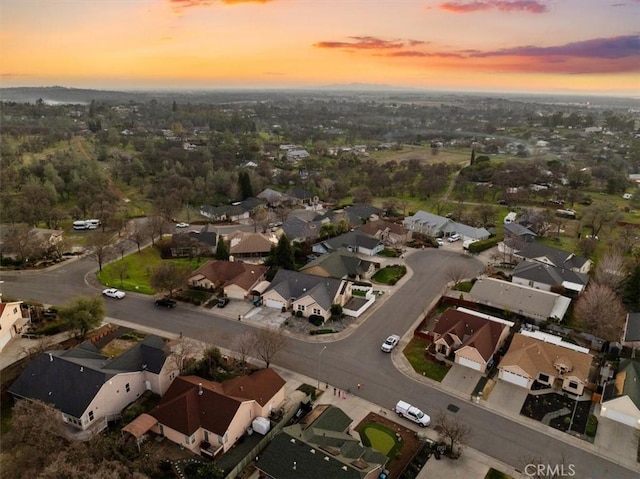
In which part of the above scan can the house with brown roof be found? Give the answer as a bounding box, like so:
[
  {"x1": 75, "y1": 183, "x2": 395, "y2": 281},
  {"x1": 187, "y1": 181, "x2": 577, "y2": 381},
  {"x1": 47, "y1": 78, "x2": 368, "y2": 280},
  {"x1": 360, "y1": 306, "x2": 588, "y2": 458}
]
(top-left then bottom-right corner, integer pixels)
[
  {"x1": 187, "y1": 260, "x2": 268, "y2": 300},
  {"x1": 498, "y1": 331, "x2": 593, "y2": 395},
  {"x1": 431, "y1": 308, "x2": 513, "y2": 373},
  {"x1": 139, "y1": 369, "x2": 285, "y2": 457},
  {"x1": 227, "y1": 231, "x2": 277, "y2": 260},
  {"x1": 356, "y1": 219, "x2": 411, "y2": 247}
]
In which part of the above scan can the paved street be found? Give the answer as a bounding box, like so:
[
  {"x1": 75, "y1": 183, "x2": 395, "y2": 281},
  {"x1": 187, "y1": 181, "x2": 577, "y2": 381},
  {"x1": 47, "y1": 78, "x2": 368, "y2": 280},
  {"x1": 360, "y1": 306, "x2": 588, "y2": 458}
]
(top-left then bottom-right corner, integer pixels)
[{"x1": 1, "y1": 247, "x2": 639, "y2": 478}]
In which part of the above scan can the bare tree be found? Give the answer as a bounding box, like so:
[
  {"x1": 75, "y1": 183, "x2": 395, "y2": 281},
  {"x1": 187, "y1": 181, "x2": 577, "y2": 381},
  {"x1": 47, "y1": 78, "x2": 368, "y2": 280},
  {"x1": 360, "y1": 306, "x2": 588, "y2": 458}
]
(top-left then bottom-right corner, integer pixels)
[
  {"x1": 252, "y1": 205, "x2": 271, "y2": 233},
  {"x1": 114, "y1": 239, "x2": 130, "y2": 260},
  {"x1": 150, "y1": 262, "x2": 192, "y2": 297},
  {"x1": 111, "y1": 261, "x2": 130, "y2": 288},
  {"x1": 168, "y1": 337, "x2": 200, "y2": 374},
  {"x1": 445, "y1": 263, "x2": 468, "y2": 287},
  {"x1": 232, "y1": 331, "x2": 255, "y2": 371},
  {"x1": 574, "y1": 283, "x2": 626, "y2": 341},
  {"x1": 128, "y1": 222, "x2": 148, "y2": 252},
  {"x1": 435, "y1": 411, "x2": 471, "y2": 457},
  {"x1": 594, "y1": 250, "x2": 629, "y2": 292},
  {"x1": 581, "y1": 202, "x2": 622, "y2": 237},
  {"x1": 2, "y1": 224, "x2": 43, "y2": 261},
  {"x1": 19, "y1": 335, "x2": 56, "y2": 361},
  {"x1": 146, "y1": 214, "x2": 167, "y2": 246},
  {"x1": 252, "y1": 326, "x2": 287, "y2": 368},
  {"x1": 87, "y1": 232, "x2": 114, "y2": 272}
]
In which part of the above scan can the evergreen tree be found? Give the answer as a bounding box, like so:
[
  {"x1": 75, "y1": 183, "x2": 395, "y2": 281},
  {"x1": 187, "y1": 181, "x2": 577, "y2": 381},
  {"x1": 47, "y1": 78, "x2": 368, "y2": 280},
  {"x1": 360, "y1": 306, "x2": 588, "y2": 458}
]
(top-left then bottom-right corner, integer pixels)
[
  {"x1": 215, "y1": 237, "x2": 230, "y2": 260},
  {"x1": 238, "y1": 171, "x2": 253, "y2": 200},
  {"x1": 470, "y1": 149, "x2": 475, "y2": 165},
  {"x1": 268, "y1": 234, "x2": 295, "y2": 270}
]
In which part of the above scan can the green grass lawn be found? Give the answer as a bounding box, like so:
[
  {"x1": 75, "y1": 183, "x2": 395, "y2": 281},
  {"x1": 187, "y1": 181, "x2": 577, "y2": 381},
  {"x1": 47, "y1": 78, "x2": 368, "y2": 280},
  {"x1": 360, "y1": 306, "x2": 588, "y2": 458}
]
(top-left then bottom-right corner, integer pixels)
[
  {"x1": 97, "y1": 248, "x2": 207, "y2": 295},
  {"x1": 403, "y1": 337, "x2": 450, "y2": 382},
  {"x1": 372, "y1": 265, "x2": 406, "y2": 285},
  {"x1": 359, "y1": 422, "x2": 401, "y2": 457},
  {"x1": 484, "y1": 468, "x2": 513, "y2": 479}
]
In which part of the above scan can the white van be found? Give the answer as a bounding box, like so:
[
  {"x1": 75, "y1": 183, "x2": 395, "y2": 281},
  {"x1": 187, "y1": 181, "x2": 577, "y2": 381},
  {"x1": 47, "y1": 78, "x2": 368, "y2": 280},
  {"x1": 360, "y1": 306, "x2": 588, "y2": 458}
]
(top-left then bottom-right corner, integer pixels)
[
  {"x1": 394, "y1": 400, "x2": 430, "y2": 427},
  {"x1": 73, "y1": 220, "x2": 88, "y2": 230},
  {"x1": 85, "y1": 219, "x2": 101, "y2": 229},
  {"x1": 504, "y1": 212, "x2": 517, "y2": 224}
]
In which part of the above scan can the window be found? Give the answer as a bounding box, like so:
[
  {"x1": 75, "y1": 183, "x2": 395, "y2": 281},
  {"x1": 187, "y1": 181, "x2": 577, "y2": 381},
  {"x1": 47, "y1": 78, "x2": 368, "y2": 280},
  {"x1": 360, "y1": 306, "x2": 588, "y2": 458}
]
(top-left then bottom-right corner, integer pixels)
[
  {"x1": 313, "y1": 308, "x2": 321, "y2": 315},
  {"x1": 538, "y1": 374, "x2": 549, "y2": 383},
  {"x1": 568, "y1": 381, "x2": 578, "y2": 390},
  {"x1": 125, "y1": 383, "x2": 130, "y2": 393},
  {"x1": 170, "y1": 372, "x2": 176, "y2": 381},
  {"x1": 88, "y1": 411, "x2": 94, "y2": 422},
  {"x1": 297, "y1": 304, "x2": 305, "y2": 311}
]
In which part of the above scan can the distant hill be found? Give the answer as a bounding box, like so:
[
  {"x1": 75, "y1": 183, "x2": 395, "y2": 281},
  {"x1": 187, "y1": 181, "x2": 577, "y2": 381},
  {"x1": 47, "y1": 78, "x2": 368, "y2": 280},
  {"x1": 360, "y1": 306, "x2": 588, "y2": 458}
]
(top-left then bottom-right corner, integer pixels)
[{"x1": 0, "y1": 86, "x2": 146, "y2": 104}]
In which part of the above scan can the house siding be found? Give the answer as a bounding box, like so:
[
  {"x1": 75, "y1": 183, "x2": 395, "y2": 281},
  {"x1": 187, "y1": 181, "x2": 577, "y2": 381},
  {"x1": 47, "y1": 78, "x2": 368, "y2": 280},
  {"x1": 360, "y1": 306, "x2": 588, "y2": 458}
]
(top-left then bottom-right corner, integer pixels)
[{"x1": 455, "y1": 347, "x2": 488, "y2": 372}]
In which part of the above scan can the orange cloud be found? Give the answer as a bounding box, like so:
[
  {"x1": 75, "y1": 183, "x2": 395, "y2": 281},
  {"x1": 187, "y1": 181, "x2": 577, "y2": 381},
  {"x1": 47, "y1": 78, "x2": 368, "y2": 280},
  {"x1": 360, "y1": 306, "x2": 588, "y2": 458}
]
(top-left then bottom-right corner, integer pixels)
[
  {"x1": 169, "y1": 0, "x2": 274, "y2": 9},
  {"x1": 439, "y1": 1, "x2": 548, "y2": 14}
]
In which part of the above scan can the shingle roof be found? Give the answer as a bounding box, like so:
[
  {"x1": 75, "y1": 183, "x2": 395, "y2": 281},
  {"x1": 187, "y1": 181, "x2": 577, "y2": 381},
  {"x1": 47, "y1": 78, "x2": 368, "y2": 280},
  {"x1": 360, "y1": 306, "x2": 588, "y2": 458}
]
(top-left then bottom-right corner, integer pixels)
[
  {"x1": 314, "y1": 204, "x2": 383, "y2": 227},
  {"x1": 357, "y1": 219, "x2": 407, "y2": 237},
  {"x1": 300, "y1": 248, "x2": 374, "y2": 279},
  {"x1": 228, "y1": 232, "x2": 275, "y2": 255},
  {"x1": 433, "y1": 309, "x2": 508, "y2": 361},
  {"x1": 313, "y1": 231, "x2": 381, "y2": 253},
  {"x1": 500, "y1": 333, "x2": 593, "y2": 381},
  {"x1": 618, "y1": 359, "x2": 640, "y2": 409},
  {"x1": 504, "y1": 223, "x2": 537, "y2": 237},
  {"x1": 512, "y1": 261, "x2": 589, "y2": 290},
  {"x1": 281, "y1": 216, "x2": 322, "y2": 242},
  {"x1": 516, "y1": 242, "x2": 590, "y2": 270},
  {"x1": 150, "y1": 370, "x2": 285, "y2": 436},
  {"x1": 189, "y1": 260, "x2": 267, "y2": 290},
  {"x1": 624, "y1": 313, "x2": 640, "y2": 342},
  {"x1": 8, "y1": 336, "x2": 169, "y2": 418},
  {"x1": 266, "y1": 269, "x2": 343, "y2": 311}
]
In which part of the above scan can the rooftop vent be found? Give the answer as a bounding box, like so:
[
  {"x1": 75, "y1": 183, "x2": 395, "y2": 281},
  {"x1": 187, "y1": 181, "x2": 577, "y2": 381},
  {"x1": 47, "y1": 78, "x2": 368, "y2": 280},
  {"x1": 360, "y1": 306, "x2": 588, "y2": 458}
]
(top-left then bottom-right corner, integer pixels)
[{"x1": 198, "y1": 383, "x2": 203, "y2": 396}]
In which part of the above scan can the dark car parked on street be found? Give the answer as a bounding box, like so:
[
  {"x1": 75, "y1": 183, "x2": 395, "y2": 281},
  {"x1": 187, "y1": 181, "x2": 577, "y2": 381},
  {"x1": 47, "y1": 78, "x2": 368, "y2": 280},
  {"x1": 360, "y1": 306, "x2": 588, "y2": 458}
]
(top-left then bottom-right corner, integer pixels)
[{"x1": 155, "y1": 297, "x2": 177, "y2": 308}]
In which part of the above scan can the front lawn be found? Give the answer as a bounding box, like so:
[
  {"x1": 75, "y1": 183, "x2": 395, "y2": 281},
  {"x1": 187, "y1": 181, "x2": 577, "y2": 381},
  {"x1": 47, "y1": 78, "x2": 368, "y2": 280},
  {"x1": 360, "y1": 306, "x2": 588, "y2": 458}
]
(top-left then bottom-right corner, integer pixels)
[
  {"x1": 372, "y1": 265, "x2": 407, "y2": 285},
  {"x1": 403, "y1": 337, "x2": 450, "y2": 382},
  {"x1": 359, "y1": 422, "x2": 399, "y2": 456},
  {"x1": 97, "y1": 248, "x2": 207, "y2": 295}
]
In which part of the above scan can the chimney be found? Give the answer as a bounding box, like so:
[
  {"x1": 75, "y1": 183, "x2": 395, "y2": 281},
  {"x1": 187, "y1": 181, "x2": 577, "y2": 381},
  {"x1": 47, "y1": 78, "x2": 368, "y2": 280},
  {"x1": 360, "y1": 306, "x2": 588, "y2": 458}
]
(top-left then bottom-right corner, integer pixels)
[
  {"x1": 198, "y1": 383, "x2": 203, "y2": 395},
  {"x1": 49, "y1": 353, "x2": 53, "y2": 362}
]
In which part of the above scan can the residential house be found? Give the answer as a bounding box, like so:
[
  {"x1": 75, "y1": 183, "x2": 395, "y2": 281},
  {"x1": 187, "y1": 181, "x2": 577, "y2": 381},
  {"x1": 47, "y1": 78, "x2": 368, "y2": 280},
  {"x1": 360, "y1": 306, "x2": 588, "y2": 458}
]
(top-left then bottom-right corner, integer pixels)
[
  {"x1": 169, "y1": 225, "x2": 217, "y2": 257},
  {"x1": 199, "y1": 197, "x2": 265, "y2": 223},
  {"x1": 285, "y1": 149, "x2": 310, "y2": 162},
  {"x1": 314, "y1": 204, "x2": 384, "y2": 228},
  {"x1": 187, "y1": 260, "x2": 268, "y2": 300},
  {"x1": 257, "y1": 188, "x2": 295, "y2": 208},
  {"x1": 0, "y1": 301, "x2": 31, "y2": 352},
  {"x1": 403, "y1": 210, "x2": 490, "y2": 242},
  {"x1": 262, "y1": 269, "x2": 350, "y2": 321},
  {"x1": 130, "y1": 369, "x2": 285, "y2": 456},
  {"x1": 312, "y1": 231, "x2": 383, "y2": 257},
  {"x1": 600, "y1": 359, "x2": 640, "y2": 429},
  {"x1": 511, "y1": 261, "x2": 589, "y2": 296},
  {"x1": 498, "y1": 331, "x2": 593, "y2": 394},
  {"x1": 9, "y1": 336, "x2": 177, "y2": 438},
  {"x1": 514, "y1": 242, "x2": 592, "y2": 274},
  {"x1": 286, "y1": 188, "x2": 318, "y2": 207},
  {"x1": 622, "y1": 313, "x2": 640, "y2": 349},
  {"x1": 503, "y1": 223, "x2": 537, "y2": 244},
  {"x1": 256, "y1": 404, "x2": 388, "y2": 479},
  {"x1": 278, "y1": 216, "x2": 323, "y2": 243},
  {"x1": 300, "y1": 248, "x2": 377, "y2": 281},
  {"x1": 469, "y1": 277, "x2": 571, "y2": 322},
  {"x1": 431, "y1": 308, "x2": 513, "y2": 373},
  {"x1": 356, "y1": 219, "x2": 411, "y2": 246},
  {"x1": 227, "y1": 231, "x2": 278, "y2": 260},
  {"x1": 0, "y1": 225, "x2": 64, "y2": 259}
]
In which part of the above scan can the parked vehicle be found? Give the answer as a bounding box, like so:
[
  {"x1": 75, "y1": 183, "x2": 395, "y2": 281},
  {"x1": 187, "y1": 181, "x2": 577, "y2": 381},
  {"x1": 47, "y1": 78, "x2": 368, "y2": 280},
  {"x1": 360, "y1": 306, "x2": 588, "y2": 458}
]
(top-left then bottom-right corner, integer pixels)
[
  {"x1": 103, "y1": 288, "x2": 126, "y2": 299},
  {"x1": 253, "y1": 297, "x2": 263, "y2": 307},
  {"x1": 447, "y1": 233, "x2": 461, "y2": 242},
  {"x1": 176, "y1": 222, "x2": 190, "y2": 228},
  {"x1": 85, "y1": 219, "x2": 101, "y2": 229},
  {"x1": 381, "y1": 334, "x2": 400, "y2": 352},
  {"x1": 394, "y1": 400, "x2": 430, "y2": 427},
  {"x1": 73, "y1": 220, "x2": 88, "y2": 230},
  {"x1": 436, "y1": 238, "x2": 444, "y2": 247},
  {"x1": 217, "y1": 297, "x2": 230, "y2": 308},
  {"x1": 155, "y1": 297, "x2": 177, "y2": 308}
]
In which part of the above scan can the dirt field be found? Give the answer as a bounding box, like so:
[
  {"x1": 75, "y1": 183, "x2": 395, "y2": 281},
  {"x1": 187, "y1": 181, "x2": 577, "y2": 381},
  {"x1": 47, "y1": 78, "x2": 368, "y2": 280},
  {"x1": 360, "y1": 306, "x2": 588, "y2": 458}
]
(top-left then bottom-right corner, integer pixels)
[{"x1": 369, "y1": 146, "x2": 470, "y2": 166}]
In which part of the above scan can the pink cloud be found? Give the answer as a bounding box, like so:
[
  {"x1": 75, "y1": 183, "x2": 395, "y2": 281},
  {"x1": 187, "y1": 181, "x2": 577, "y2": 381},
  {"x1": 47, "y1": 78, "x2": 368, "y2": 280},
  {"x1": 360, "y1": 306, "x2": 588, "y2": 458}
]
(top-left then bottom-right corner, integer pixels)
[
  {"x1": 438, "y1": 1, "x2": 548, "y2": 14},
  {"x1": 315, "y1": 36, "x2": 412, "y2": 50},
  {"x1": 169, "y1": 0, "x2": 274, "y2": 9}
]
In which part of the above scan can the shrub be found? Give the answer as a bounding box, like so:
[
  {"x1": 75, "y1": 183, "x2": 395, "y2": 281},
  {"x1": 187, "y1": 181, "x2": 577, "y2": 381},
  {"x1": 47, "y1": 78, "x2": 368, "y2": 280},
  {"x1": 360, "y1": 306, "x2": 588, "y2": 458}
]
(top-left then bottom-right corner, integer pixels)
[
  {"x1": 586, "y1": 414, "x2": 598, "y2": 437},
  {"x1": 281, "y1": 306, "x2": 286, "y2": 313},
  {"x1": 389, "y1": 278, "x2": 397, "y2": 285},
  {"x1": 468, "y1": 236, "x2": 502, "y2": 254},
  {"x1": 310, "y1": 329, "x2": 335, "y2": 335},
  {"x1": 295, "y1": 310, "x2": 303, "y2": 317},
  {"x1": 308, "y1": 315, "x2": 324, "y2": 326},
  {"x1": 330, "y1": 304, "x2": 343, "y2": 316}
]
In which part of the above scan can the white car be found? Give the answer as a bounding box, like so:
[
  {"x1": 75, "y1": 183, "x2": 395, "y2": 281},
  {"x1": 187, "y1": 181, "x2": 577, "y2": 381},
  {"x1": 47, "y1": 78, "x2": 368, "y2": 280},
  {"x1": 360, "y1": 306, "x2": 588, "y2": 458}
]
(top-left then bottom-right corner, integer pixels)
[
  {"x1": 176, "y1": 222, "x2": 190, "y2": 228},
  {"x1": 381, "y1": 334, "x2": 400, "y2": 352},
  {"x1": 103, "y1": 288, "x2": 126, "y2": 299},
  {"x1": 436, "y1": 238, "x2": 444, "y2": 246},
  {"x1": 447, "y1": 233, "x2": 461, "y2": 242}
]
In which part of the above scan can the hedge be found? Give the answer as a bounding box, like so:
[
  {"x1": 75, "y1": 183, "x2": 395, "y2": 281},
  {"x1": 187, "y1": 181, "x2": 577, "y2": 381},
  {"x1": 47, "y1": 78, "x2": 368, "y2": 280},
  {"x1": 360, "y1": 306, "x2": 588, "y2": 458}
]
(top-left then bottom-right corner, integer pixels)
[{"x1": 468, "y1": 236, "x2": 502, "y2": 254}]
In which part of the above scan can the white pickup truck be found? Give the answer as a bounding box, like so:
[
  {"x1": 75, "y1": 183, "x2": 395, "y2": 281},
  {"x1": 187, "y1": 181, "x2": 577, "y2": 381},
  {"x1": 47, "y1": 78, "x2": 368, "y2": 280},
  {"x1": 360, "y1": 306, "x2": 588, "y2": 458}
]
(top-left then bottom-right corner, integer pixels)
[{"x1": 394, "y1": 400, "x2": 430, "y2": 427}]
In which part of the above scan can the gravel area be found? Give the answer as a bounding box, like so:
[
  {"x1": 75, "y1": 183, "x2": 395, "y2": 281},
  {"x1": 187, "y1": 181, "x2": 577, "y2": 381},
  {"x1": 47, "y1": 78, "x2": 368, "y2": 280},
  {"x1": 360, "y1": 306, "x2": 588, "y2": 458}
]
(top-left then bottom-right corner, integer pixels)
[{"x1": 280, "y1": 314, "x2": 355, "y2": 336}]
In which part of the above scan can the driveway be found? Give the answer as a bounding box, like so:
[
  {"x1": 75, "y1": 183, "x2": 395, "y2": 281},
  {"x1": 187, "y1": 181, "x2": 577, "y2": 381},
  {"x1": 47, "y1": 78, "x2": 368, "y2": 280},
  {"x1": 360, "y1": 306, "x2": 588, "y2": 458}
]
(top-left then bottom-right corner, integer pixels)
[
  {"x1": 485, "y1": 379, "x2": 529, "y2": 419},
  {"x1": 441, "y1": 364, "x2": 484, "y2": 397},
  {"x1": 593, "y1": 405, "x2": 640, "y2": 466}
]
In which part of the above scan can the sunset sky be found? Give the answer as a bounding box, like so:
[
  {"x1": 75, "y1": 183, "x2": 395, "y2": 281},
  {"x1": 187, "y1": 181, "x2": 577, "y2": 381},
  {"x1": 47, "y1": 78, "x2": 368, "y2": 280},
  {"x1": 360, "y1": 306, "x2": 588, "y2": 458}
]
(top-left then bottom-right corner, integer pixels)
[{"x1": 1, "y1": 0, "x2": 639, "y2": 96}]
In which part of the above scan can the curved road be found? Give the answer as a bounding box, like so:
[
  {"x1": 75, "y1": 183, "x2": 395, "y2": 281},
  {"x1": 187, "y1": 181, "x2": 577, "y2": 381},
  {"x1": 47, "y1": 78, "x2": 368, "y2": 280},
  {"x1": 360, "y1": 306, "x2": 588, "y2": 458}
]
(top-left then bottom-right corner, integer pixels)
[{"x1": 1, "y1": 250, "x2": 636, "y2": 478}]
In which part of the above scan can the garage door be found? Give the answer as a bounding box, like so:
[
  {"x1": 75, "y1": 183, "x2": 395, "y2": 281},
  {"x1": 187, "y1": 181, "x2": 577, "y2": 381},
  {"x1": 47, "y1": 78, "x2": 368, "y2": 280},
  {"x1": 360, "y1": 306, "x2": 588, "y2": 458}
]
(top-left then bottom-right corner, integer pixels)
[
  {"x1": 500, "y1": 370, "x2": 530, "y2": 388},
  {"x1": 266, "y1": 299, "x2": 284, "y2": 310},
  {"x1": 602, "y1": 408, "x2": 640, "y2": 428},
  {"x1": 458, "y1": 357, "x2": 482, "y2": 371}
]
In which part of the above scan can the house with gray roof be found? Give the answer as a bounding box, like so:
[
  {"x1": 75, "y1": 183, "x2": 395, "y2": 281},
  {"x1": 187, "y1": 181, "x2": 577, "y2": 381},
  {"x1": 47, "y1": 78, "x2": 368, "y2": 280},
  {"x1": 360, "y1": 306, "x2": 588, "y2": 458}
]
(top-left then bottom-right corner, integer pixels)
[
  {"x1": 312, "y1": 231, "x2": 383, "y2": 257},
  {"x1": 356, "y1": 219, "x2": 411, "y2": 246},
  {"x1": 279, "y1": 216, "x2": 323, "y2": 243},
  {"x1": 601, "y1": 359, "x2": 640, "y2": 429},
  {"x1": 199, "y1": 197, "x2": 265, "y2": 222},
  {"x1": 256, "y1": 188, "x2": 295, "y2": 207},
  {"x1": 256, "y1": 404, "x2": 387, "y2": 479},
  {"x1": 514, "y1": 241, "x2": 592, "y2": 274},
  {"x1": 622, "y1": 313, "x2": 640, "y2": 348},
  {"x1": 503, "y1": 222, "x2": 537, "y2": 243},
  {"x1": 262, "y1": 269, "x2": 350, "y2": 322},
  {"x1": 469, "y1": 277, "x2": 571, "y2": 323},
  {"x1": 300, "y1": 248, "x2": 377, "y2": 281},
  {"x1": 403, "y1": 210, "x2": 490, "y2": 242},
  {"x1": 314, "y1": 204, "x2": 383, "y2": 228},
  {"x1": 9, "y1": 336, "x2": 177, "y2": 439},
  {"x1": 511, "y1": 260, "x2": 589, "y2": 295}
]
